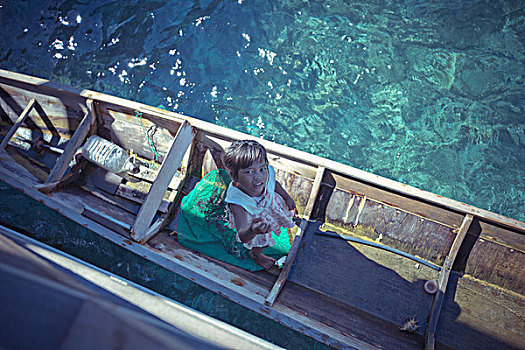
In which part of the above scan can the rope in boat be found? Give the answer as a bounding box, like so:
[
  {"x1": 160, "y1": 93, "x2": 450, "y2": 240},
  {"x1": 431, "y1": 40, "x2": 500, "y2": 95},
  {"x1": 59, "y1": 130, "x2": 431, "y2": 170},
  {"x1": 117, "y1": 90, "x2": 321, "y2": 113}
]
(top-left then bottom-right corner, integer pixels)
[{"x1": 134, "y1": 110, "x2": 161, "y2": 162}]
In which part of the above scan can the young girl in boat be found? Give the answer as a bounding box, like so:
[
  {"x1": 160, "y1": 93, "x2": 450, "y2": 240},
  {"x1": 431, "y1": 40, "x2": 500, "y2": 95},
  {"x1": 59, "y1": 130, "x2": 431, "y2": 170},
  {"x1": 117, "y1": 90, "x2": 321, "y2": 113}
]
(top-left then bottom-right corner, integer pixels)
[{"x1": 224, "y1": 140, "x2": 297, "y2": 269}]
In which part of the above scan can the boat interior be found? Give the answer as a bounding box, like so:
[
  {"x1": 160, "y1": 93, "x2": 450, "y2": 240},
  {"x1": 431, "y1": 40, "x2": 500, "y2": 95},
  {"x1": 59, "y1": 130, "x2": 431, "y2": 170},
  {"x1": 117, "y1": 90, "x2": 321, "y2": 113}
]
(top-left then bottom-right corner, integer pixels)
[{"x1": 0, "y1": 71, "x2": 523, "y2": 350}]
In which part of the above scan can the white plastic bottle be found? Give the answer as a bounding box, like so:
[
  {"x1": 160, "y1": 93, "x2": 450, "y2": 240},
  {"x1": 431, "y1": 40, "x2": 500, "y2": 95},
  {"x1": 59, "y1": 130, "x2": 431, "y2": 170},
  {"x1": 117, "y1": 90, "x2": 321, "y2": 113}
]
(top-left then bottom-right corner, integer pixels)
[{"x1": 81, "y1": 135, "x2": 137, "y2": 174}]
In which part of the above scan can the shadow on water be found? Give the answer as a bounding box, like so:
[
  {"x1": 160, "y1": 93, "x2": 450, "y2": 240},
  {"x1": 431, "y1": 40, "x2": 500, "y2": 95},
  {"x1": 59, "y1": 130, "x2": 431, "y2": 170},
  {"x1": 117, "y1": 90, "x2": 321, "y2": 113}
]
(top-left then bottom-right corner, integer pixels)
[{"x1": 0, "y1": 180, "x2": 330, "y2": 350}]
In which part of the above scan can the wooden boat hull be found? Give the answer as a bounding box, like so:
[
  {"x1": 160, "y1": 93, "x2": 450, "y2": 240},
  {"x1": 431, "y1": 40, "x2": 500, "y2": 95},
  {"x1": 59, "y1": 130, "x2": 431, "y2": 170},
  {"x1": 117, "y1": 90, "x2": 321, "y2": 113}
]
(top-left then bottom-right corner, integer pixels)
[{"x1": 0, "y1": 69, "x2": 523, "y2": 349}]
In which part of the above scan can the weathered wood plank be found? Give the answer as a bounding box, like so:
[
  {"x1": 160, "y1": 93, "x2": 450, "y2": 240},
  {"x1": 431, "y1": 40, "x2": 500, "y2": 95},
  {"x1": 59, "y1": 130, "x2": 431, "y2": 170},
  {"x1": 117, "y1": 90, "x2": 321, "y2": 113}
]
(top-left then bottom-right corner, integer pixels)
[
  {"x1": 0, "y1": 149, "x2": 41, "y2": 184},
  {"x1": 273, "y1": 168, "x2": 313, "y2": 218},
  {"x1": 96, "y1": 104, "x2": 178, "y2": 161},
  {"x1": 82, "y1": 205, "x2": 132, "y2": 237},
  {"x1": 53, "y1": 185, "x2": 137, "y2": 227},
  {"x1": 80, "y1": 184, "x2": 141, "y2": 215},
  {"x1": 45, "y1": 99, "x2": 95, "y2": 183},
  {"x1": 5, "y1": 147, "x2": 49, "y2": 181},
  {"x1": 327, "y1": 172, "x2": 465, "y2": 229},
  {"x1": 425, "y1": 214, "x2": 473, "y2": 350},
  {"x1": 265, "y1": 166, "x2": 325, "y2": 306},
  {"x1": 463, "y1": 226, "x2": 525, "y2": 295},
  {"x1": 116, "y1": 184, "x2": 170, "y2": 213},
  {"x1": 477, "y1": 220, "x2": 525, "y2": 254},
  {"x1": 278, "y1": 281, "x2": 424, "y2": 350},
  {"x1": 435, "y1": 271, "x2": 525, "y2": 350},
  {"x1": 130, "y1": 121, "x2": 194, "y2": 243},
  {"x1": 131, "y1": 164, "x2": 183, "y2": 191},
  {"x1": 314, "y1": 231, "x2": 441, "y2": 271},
  {"x1": 323, "y1": 188, "x2": 457, "y2": 266},
  {"x1": 0, "y1": 98, "x2": 36, "y2": 151},
  {"x1": 143, "y1": 217, "x2": 165, "y2": 242},
  {"x1": 165, "y1": 142, "x2": 194, "y2": 223}
]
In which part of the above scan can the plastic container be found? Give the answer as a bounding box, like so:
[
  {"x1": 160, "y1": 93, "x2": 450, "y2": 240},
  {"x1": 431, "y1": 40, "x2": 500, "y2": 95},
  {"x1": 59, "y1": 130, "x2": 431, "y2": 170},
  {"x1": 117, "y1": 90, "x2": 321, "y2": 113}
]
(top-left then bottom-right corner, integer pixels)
[{"x1": 81, "y1": 135, "x2": 137, "y2": 174}]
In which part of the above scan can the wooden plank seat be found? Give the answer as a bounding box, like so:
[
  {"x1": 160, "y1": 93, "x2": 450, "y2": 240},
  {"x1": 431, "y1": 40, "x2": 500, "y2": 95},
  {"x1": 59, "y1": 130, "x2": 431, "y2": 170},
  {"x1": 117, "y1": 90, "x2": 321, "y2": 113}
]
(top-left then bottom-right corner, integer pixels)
[
  {"x1": 266, "y1": 166, "x2": 326, "y2": 306},
  {"x1": 131, "y1": 121, "x2": 195, "y2": 243}
]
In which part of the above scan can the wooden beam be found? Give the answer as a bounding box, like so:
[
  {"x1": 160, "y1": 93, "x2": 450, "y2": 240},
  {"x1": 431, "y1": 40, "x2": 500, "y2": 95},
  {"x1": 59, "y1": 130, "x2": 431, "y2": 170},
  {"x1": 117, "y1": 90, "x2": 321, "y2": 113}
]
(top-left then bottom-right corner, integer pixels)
[
  {"x1": 130, "y1": 121, "x2": 194, "y2": 243},
  {"x1": 265, "y1": 166, "x2": 325, "y2": 306},
  {"x1": 45, "y1": 99, "x2": 96, "y2": 183},
  {"x1": 0, "y1": 98, "x2": 36, "y2": 152},
  {"x1": 424, "y1": 214, "x2": 474, "y2": 349}
]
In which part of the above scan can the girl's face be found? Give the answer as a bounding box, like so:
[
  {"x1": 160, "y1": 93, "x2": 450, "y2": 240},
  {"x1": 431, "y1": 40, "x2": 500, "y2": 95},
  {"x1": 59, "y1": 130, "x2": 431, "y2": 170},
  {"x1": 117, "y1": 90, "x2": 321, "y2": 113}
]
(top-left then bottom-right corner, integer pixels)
[{"x1": 235, "y1": 159, "x2": 268, "y2": 197}]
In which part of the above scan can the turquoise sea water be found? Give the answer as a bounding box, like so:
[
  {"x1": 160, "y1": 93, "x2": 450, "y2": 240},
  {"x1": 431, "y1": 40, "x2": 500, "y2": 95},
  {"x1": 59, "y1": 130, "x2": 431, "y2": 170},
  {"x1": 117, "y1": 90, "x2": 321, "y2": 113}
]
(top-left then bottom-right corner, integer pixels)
[
  {"x1": 1, "y1": 0, "x2": 524, "y2": 221},
  {"x1": 0, "y1": 1, "x2": 524, "y2": 348}
]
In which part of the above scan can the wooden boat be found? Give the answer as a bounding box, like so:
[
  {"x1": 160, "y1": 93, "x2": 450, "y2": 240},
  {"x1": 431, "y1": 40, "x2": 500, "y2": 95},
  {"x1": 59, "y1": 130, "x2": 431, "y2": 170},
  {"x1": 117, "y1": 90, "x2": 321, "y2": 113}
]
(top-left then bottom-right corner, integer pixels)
[{"x1": 0, "y1": 69, "x2": 523, "y2": 349}]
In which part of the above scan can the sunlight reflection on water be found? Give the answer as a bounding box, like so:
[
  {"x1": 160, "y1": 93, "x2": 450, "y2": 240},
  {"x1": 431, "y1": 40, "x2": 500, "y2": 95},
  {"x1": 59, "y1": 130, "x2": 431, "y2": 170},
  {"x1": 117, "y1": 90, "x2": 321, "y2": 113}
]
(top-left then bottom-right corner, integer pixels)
[{"x1": 1, "y1": 2, "x2": 524, "y2": 243}]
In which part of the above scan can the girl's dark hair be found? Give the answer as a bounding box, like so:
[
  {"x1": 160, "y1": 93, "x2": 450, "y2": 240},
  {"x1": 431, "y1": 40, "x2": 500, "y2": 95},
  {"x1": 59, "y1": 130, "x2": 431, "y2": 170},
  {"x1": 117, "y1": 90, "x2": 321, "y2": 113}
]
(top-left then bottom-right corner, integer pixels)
[{"x1": 224, "y1": 140, "x2": 268, "y2": 180}]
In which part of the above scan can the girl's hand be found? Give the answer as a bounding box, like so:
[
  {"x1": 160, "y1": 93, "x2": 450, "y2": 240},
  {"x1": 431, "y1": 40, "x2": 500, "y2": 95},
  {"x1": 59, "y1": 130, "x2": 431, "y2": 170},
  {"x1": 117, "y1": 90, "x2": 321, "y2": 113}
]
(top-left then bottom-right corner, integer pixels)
[{"x1": 251, "y1": 217, "x2": 270, "y2": 234}]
